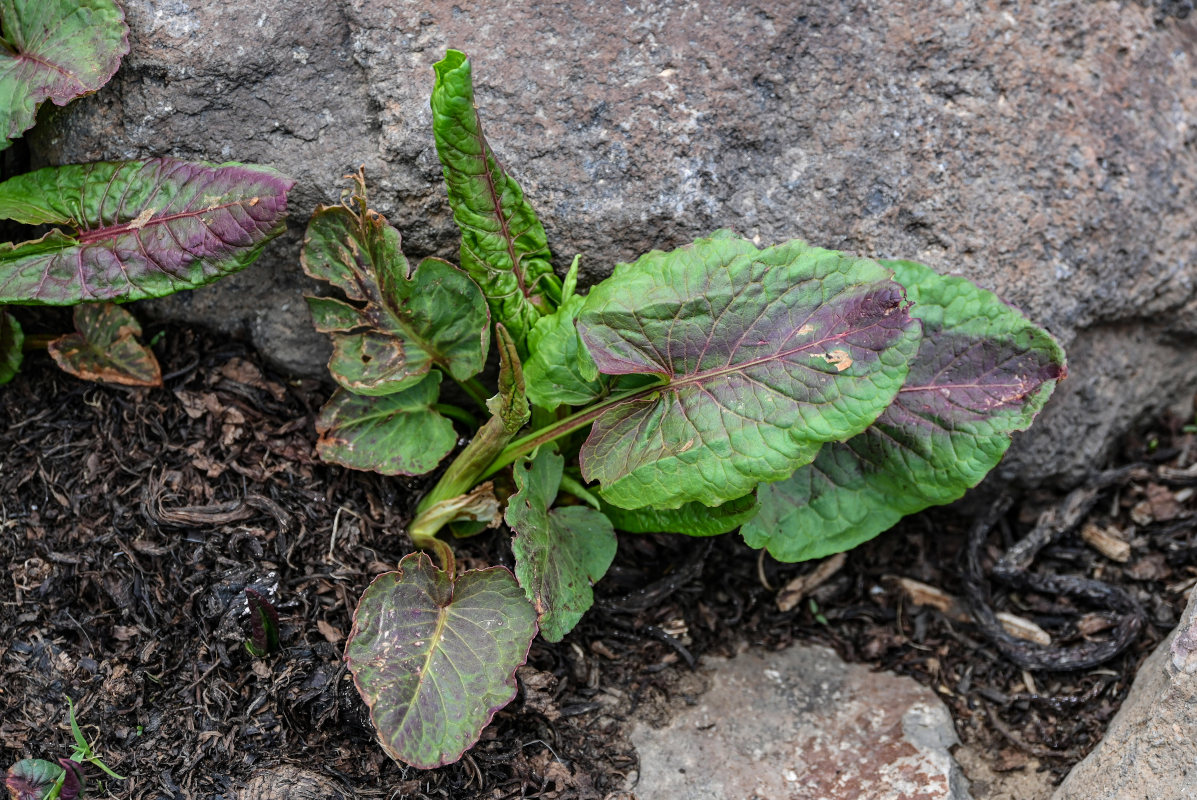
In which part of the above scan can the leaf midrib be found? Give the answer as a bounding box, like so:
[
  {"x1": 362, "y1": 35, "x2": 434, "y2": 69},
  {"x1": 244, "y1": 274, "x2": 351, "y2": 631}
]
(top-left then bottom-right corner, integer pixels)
[
  {"x1": 395, "y1": 602, "x2": 450, "y2": 743},
  {"x1": 74, "y1": 198, "x2": 254, "y2": 243},
  {"x1": 471, "y1": 106, "x2": 531, "y2": 303}
]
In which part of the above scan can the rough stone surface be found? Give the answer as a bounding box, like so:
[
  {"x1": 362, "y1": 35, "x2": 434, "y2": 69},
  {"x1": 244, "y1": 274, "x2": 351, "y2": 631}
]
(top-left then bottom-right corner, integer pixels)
[
  {"x1": 1053, "y1": 585, "x2": 1197, "y2": 800},
  {"x1": 29, "y1": 1, "x2": 1197, "y2": 483},
  {"x1": 238, "y1": 764, "x2": 352, "y2": 800},
  {"x1": 629, "y1": 647, "x2": 971, "y2": 799}
]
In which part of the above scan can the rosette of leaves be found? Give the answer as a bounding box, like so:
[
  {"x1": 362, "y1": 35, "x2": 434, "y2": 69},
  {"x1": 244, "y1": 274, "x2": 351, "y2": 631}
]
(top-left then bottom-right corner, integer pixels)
[{"x1": 311, "y1": 50, "x2": 1066, "y2": 770}]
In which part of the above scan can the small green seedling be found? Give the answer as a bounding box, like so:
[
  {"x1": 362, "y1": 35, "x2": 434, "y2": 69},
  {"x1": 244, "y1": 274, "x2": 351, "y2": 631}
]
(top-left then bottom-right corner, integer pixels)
[
  {"x1": 4, "y1": 697, "x2": 125, "y2": 800},
  {"x1": 244, "y1": 588, "x2": 281, "y2": 657}
]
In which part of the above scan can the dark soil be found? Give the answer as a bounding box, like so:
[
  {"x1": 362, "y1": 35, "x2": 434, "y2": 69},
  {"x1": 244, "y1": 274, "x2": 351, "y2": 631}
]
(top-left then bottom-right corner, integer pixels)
[{"x1": 2, "y1": 322, "x2": 1193, "y2": 799}]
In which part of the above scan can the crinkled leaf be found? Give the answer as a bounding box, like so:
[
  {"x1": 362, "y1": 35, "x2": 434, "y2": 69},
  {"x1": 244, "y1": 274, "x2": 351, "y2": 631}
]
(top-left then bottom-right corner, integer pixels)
[
  {"x1": 524, "y1": 258, "x2": 606, "y2": 410},
  {"x1": 0, "y1": 159, "x2": 293, "y2": 304},
  {"x1": 316, "y1": 372, "x2": 456, "y2": 475},
  {"x1": 600, "y1": 492, "x2": 760, "y2": 537},
  {"x1": 431, "y1": 50, "x2": 561, "y2": 352},
  {"x1": 302, "y1": 177, "x2": 489, "y2": 395},
  {"x1": 0, "y1": 0, "x2": 129, "y2": 149},
  {"x1": 345, "y1": 552, "x2": 538, "y2": 769},
  {"x1": 507, "y1": 449, "x2": 617, "y2": 642},
  {"x1": 47, "y1": 303, "x2": 161, "y2": 386},
  {"x1": 487, "y1": 323, "x2": 530, "y2": 433},
  {"x1": 576, "y1": 234, "x2": 922, "y2": 510},
  {"x1": 743, "y1": 259, "x2": 1066, "y2": 562},
  {"x1": 5, "y1": 759, "x2": 62, "y2": 800},
  {"x1": 417, "y1": 482, "x2": 504, "y2": 539},
  {"x1": 0, "y1": 307, "x2": 21, "y2": 384}
]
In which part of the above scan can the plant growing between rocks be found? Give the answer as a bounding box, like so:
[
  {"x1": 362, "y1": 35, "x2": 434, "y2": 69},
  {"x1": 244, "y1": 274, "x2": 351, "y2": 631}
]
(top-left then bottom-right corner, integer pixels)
[
  {"x1": 304, "y1": 49, "x2": 1067, "y2": 769},
  {"x1": 0, "y1": 0, "x2": 294, "y2": 388}
]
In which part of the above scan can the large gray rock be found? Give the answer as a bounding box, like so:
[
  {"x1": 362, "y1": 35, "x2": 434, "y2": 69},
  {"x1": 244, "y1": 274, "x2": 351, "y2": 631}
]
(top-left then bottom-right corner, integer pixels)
[
  {"x1": 1053, "y1": 585, "x2": 1197, "y2": 800},
  {"x1": 30, "y1": 1, "x2": 1197, "y2": 484},
  {"x1": 629, "y1": 646, "x2": 971, "y2": 799}
]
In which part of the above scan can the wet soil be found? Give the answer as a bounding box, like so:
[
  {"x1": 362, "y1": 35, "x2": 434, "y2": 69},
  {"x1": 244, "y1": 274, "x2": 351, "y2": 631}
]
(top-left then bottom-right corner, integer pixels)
[{"x1": 2, "y1": 322, "x2": 1193, "y2": 799}]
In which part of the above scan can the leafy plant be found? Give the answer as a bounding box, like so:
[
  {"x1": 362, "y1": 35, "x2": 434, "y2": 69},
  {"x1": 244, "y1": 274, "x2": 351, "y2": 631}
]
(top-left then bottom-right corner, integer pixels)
[
  {"x1": 0, "y1": 0, "x2": 294, "y2": 387},
  {"x1": 307, "y1": 50, "x2": 1066, "y2": 768},
  {"x1": 5, "y1": 697, "x2": 125, "y2": 800}
]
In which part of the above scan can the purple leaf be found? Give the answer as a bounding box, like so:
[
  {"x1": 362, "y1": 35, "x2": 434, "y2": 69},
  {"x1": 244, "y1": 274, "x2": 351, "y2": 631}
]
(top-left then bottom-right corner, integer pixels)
[
  {"x1": 5, "y1": 759, "x2": 63, "y2": 800},
  {"x1": 0, "y1": 159, "x2": 293, "y2": 304},
  {"x1": 0, "y1": 0, "x2": 130, "y2": 148},
  {"x1": 244, "y1": 588, "x2": 281, "y2": 657},
  {"x1": 344, "y1": 553, "x2": 538, "y2": 768},
  {"x1": 575, "y1": 233, "x2": 921, "y2": 510},
  {"x1": 743, "y1": 259, "x2": 1067, "y2": 561},
  {"x1": 55, "y1": 760, "x2": 83, "y2": 800}
]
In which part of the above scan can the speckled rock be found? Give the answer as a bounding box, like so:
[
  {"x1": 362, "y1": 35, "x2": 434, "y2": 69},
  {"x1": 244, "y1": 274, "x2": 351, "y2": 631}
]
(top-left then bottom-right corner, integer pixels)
[
  {"x1": 30, "y1": 1, "x2": 1197, "y2": 484},
  {"x1": 238, "y1": 764, "x2": 353, "y2": 800},
  {"x1": 1053, "y1": 584, "x2": 1197, "y2": 800},
  {"x1": 629, "y1": 646, "x2": 971, "y2": 799}
]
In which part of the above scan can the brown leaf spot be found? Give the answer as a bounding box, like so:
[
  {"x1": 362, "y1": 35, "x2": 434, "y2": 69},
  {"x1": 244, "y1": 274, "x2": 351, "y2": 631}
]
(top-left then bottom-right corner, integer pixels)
[
  {"x1": 820, "y1": 349, "x2": 854, "y2": 371},
  {"x1": 128, "y1": 207, "x2": 155, "y2": 229}
]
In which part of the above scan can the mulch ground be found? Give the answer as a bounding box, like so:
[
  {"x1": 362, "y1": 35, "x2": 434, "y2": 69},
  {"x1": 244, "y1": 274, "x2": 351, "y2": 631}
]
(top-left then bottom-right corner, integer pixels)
[{"x1": 2, "y1": 320, "x2": 1193, "y2": 799}]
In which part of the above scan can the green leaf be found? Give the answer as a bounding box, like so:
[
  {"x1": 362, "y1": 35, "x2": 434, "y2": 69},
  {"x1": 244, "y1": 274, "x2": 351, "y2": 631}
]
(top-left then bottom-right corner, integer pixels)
[
  {"x1": 0, "y1": 0, "x2": 129, "y2": 149},
  {"x1": 600, "y1": 492, "x2": 760, "y2": 537},
  {"x1": 742, "y1": 259, "x2": 1066, "y2": 562},
  {"x1": 0, "y1": 307, "x2": 22, "y2": 384},
  {"x1": 507, "y1": 449, "x2": 617, "y2": 642},
  {"x1": 344, "y1": 552, "x2": 538, "y2": 769},
  {"x1": 431, "y1": 50, "x2": 562, "y2": 352},
  {"x1": 0, "y1": 159, "x2": 293, "y2": 305},
  {"x1": 315, "y1": 372, "x2": 456, "y2": 475},
  {"x1": 47, "y1": 303, "x2": 161, "y2": 386},
  {"x1": 5, "y1": 759, "x2": 63, "y2": 800},
  {"x1": 576, "y1": 234, "x2": 922, "y2": 510},
  {"x1": 524, "y1": 258, "x2": 606, "y2": 410},
  {"x1": 302, "y1": 175, "x2": 489, "y2": 395}
]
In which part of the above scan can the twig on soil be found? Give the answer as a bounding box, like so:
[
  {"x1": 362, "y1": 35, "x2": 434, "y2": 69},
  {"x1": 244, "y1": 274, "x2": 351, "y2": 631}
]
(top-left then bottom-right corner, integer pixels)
[
  {"x1": 602, "y1": 540, "x2": 712, "y2": 614},
  {"x1": 963, "y1": 472, "x2": 1147, "y2": 671},
  {"x1": 985, "y1": 706, "x2": 1082, "y2": 761}
]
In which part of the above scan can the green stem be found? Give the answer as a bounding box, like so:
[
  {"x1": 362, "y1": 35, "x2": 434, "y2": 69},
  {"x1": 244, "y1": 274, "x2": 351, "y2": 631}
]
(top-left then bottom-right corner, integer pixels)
[
  {"x1": 22, "y1": 333, "x2": 55, "y2": 351},
  {"x1": 433, "y1": 402, "x2": 478, "y2": 429},
  {"x1": 479, "y1": 381, "x2": 662, "y2": 481},
  {"x1": 416, "y1": 412, "x2": 515, "y2": 514},
  {"x1": 408, "y1": 526, "x2": 456, "y2": 575}
]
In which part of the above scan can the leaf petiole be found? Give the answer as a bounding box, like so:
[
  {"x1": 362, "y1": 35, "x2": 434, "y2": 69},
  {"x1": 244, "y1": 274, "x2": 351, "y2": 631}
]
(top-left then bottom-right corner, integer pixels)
[
  {"x1": 21, "y1": 333, "x2": 54, "y2": 351},
  {"x1": 480, "y1": 380, "x2": 665, "y2": 481}
]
